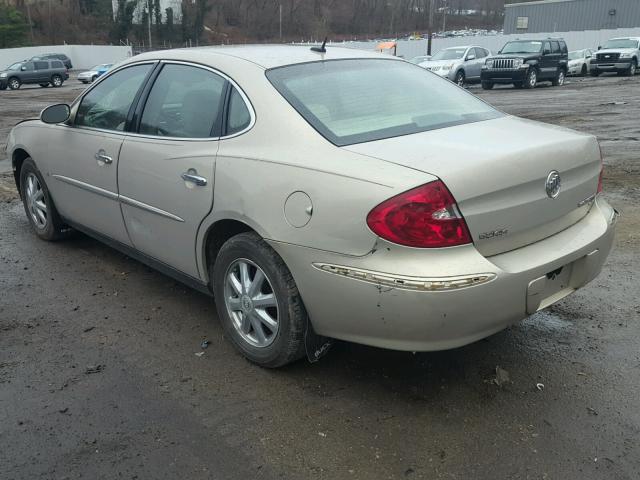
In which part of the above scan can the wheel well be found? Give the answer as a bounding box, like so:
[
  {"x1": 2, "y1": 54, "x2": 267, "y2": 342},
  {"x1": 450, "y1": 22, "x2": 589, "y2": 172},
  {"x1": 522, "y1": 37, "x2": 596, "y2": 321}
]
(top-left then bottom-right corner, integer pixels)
[
  {"x1": 204, "y1": 219, "x2": 256, "y2": 283},
  {"x1": 12, "y1": 148, "x2": 30, "y2": 193}
]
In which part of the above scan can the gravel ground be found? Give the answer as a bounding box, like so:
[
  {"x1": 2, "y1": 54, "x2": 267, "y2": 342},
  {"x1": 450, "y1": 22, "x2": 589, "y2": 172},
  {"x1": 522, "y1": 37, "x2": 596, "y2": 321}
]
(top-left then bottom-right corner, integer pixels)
[{"x1": 0, "y1": 75, "x2": 639, "y2": 480}]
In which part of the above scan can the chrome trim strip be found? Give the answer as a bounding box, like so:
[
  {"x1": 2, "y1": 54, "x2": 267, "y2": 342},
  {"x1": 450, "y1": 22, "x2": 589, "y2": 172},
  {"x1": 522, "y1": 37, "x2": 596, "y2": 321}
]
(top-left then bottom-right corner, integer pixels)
[
  {"x1": 577, "y1": 193, "x2": 596, "y2": 208},
  {"x1": 119, "y1": 195, "x2": 185, "y2": 223},
  {"x1": 52, "y1": 175, "x2": 118, "y2": 200},
  {"x1": 312, "y1": 263, "x2": 497, "y2": 292}
]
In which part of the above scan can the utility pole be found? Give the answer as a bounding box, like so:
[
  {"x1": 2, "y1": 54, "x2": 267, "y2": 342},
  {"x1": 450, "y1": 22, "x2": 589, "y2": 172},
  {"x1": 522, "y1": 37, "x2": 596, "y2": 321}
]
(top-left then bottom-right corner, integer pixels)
[
  {"x1": 427, "y1": 0, "x2": 435, "y2": 55},
  {"x1": 279, "y1": 3, "x2": 282, "y2": 40},
  {"x1": 442, "y1": 0, "x2": 447, "y2": 33},
  {"x1": 147, "y1": 0, "x2": 153, "y2": 49}
]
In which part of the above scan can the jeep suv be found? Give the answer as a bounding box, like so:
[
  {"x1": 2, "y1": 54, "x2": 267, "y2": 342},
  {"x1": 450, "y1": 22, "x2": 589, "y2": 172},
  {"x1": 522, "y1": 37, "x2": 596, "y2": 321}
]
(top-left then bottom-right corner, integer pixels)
[
  {"x1": 590, "y1": 37, "x2": 639, "y2": 77},
  {"x1": 29, "y1": 53, "x2": 73, "y2": 70},
  {"x1": 0, "y1": 60, "x2": 69, "y2": 90},
  {"x1": 481, "y1": 38, "x2": 568, "y2": 90}
]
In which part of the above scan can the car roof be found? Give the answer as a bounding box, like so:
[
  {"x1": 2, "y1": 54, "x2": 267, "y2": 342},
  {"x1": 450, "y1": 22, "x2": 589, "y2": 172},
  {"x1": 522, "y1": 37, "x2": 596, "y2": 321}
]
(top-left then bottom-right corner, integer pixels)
[
  {"x1": 129, "y1": 44, "x2": 397, "y2": 70},
  {"x1": 610, "y1": 37, "x2": 640, "y2": 40}
]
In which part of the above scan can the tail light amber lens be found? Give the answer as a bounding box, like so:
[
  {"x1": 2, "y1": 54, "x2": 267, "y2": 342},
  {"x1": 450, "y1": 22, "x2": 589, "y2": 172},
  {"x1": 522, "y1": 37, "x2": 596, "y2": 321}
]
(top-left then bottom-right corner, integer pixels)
[{"x1": 366, "y1": 180, "x2": 472, "y2": 248}]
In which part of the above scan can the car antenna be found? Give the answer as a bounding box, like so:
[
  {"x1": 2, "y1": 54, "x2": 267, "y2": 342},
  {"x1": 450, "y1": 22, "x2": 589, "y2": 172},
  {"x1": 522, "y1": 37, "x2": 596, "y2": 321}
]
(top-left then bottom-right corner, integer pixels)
[{"x1": 311, "y1": 37, "x2": 328, "y2": 53}]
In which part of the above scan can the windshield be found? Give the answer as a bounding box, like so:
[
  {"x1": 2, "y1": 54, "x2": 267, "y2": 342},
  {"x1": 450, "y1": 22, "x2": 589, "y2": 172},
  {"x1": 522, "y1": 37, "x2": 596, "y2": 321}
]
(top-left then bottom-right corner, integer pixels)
[
  {"x1": 501, "y1": 41, "x2": 542, "y2": 54},
  {"x1": 568, "y1": 50, "x2": 583, "y2": 60},
  {"x1": 602, "y1": 39, "x2": 639, "y2": 49},
  {"x1": 266, "y1": 59, "x2": 502, "y2": 146},
  {"x1": 431, "y1": 48, "x2": 466, "y2": 60},
  {"x1": 7, "y1": 62, "x2": 22, "y2": 71}
]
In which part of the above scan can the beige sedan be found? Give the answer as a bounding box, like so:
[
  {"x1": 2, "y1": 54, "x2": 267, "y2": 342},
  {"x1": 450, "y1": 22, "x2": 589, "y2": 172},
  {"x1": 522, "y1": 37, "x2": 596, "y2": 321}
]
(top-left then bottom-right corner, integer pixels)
[{"x1": 7, "y1": 46, "x2": 617, "y2": 367}]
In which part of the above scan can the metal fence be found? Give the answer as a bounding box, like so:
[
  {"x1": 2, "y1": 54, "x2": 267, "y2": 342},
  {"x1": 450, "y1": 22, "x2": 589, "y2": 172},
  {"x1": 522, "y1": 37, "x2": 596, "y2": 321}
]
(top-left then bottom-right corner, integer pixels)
[{"x1": 340, "y1": 27, "x2": 640, "y2": 58}]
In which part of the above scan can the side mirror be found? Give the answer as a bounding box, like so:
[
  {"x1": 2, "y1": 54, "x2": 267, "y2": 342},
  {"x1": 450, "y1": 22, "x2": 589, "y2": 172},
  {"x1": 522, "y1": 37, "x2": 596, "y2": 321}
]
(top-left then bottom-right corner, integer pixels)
[
  {"x1": 598, "y1": 46, "x2": 602, "y2": 50},
  {"x1": 466, "y1": 54, "x2": 476, "y2": 61},
  {"x1": 497, "y1": 50, "x2": 502, "y2": 54},
  {"x1": 21, "y1": 66, "x2": 27, "y2": 71},
  {"x1": 41, "y1": 104, "x2": 70, "y2": 124}
]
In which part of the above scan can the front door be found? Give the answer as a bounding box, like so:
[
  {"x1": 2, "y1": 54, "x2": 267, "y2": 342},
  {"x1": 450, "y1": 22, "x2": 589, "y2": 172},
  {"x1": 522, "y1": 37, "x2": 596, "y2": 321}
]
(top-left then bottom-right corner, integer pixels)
[
  {"x1": 118, "y1": 63, "x2": 227, "y2": 277},
  {"x1": 20, "y1": 62, "x2": 37, "y2": 83},
  {"x1": 45, "y1": 63, "x2": 155, "y2": 245}
]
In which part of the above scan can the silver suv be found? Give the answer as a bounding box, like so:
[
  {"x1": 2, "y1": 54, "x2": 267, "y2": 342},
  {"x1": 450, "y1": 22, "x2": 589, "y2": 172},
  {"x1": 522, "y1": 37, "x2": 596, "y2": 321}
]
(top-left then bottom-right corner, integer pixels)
[
  {"x1": 591, "y1": 37, "x2": 639, "y2": 76},
  {"x1": 419, "y1": 45, "x2": 491, "y2": 86}
]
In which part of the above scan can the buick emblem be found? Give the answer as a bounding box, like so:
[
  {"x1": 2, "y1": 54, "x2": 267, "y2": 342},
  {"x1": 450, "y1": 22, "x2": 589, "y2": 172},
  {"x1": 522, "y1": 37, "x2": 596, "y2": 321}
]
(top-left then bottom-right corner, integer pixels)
[{"x1": 546, "y1": 170, "x2": 561, "y2": 198}]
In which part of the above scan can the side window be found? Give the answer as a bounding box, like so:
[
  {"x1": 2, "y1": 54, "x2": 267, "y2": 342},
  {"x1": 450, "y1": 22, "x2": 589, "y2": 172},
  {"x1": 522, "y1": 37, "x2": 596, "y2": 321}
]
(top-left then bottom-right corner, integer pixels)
[
  {"x1": 543, "y1": 41, "x2": 551, "y2": 54},
  {"x1": 139, "y1": 64, "x2": 226, "y2": 138},
  {"x1": 52, "y1": 61, "x2": 64, "y2": 68},
  {"x1": 34, "y1": 61, "x2": 49, "y2": 70},
  {"x1": 22, "y1": 62, "x2": 34, "y2": 71},
  {"x1": 474, "y1": 48, "x2": 486, "y2": 59},
  {"x1": 226, "y1": 88, "x2": 252, "y2": 136},
  {"x1": 560, "y1": 41, "x2": 568, "y2": 53},
  {"x1": 551, "y1": 41, "x2": 560, "y2": 54},
  {"x1": 76, "y1": 64, "x2": 152, "y2": 131}
]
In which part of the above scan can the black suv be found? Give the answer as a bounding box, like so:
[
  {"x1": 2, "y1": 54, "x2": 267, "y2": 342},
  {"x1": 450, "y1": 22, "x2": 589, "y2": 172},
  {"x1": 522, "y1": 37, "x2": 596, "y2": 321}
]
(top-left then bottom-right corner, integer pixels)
[
  {"x1": 29, "y1": 53, "x2": 73, "y2": 70},
  {"x1": 481, "y1": 38, "x2": 568, "y2": 90},
  {"x1": 0, "y1": 60, "x2": 69, "y2": 90}
]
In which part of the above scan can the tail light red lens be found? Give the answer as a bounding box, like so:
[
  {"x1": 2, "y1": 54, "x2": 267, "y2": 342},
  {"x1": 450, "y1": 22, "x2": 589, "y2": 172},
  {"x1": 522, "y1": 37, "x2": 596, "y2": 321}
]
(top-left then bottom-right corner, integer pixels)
[{"x1": 366, "y1": 180, "x2": 472, "y2": 248}]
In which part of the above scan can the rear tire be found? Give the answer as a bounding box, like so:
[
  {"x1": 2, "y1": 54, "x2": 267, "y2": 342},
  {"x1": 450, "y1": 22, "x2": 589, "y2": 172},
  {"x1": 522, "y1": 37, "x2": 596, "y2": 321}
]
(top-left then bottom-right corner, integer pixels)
[
  {"x1": 552, "y1": 69, "x2": 566, "y2": 86},
  {"x1": 212, "y1": 232, "x2": 307, "y2": 368},
  {"x1": 481, "y1": 81, "x2": 494, "y2": 90},
  {"x1": 8, "y1": 77, "x2": 21, "y2": 90},
  {"x1": 581, "y1": 64, "x2": 588, "y2": 76},
  {"x1": 19, "y1": 158, "x2": 66, "y2": 241},
  {"x1": 51, "y1": 74, "x2": 63, "y2": 88}
]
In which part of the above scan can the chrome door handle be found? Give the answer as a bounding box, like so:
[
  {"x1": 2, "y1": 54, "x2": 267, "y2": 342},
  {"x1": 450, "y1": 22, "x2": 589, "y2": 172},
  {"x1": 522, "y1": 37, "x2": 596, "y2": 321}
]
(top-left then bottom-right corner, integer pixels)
[
  {"x1": 94, "y1": 150, "x2": 113, "y2": 165},
  {"x1": 181, "y1": 170, "x2": 207, "y2": 186}
]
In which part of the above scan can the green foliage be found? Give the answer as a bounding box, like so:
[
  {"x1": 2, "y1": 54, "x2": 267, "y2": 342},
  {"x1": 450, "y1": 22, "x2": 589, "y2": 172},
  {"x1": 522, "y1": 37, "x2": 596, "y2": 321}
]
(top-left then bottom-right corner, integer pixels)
[
  {"x1": 0, "y1": 4, "x2": 29, "y2": 48},
  {"x1": 110, "y1": 0, "x2": 137, "y2": 44}
]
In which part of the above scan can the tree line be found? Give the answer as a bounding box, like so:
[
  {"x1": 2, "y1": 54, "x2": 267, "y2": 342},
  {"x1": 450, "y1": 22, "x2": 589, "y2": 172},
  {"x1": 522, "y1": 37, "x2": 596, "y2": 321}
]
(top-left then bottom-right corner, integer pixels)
[{"x1": 1, "y1": 0, "x2": 506, "y2": 49}]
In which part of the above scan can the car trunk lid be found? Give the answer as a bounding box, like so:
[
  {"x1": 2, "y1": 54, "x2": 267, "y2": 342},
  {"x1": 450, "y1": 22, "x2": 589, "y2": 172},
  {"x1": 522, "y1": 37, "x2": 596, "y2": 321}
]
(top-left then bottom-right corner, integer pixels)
[{"x1": 345, "y1": 116, "x2": 601, "y2": 257}]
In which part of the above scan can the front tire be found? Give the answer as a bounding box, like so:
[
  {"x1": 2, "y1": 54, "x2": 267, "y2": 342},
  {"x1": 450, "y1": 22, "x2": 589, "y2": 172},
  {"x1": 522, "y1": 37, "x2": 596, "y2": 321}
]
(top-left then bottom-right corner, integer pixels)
[
  {"x1": 581, "y1": 64, "x2": 588, "y2": 76},
  {"x1": 212, "y1": 232, "x2": 307, "y2": 367},
  {"x1": 51, "y1": 74, "x2": 63, "y2": 87},
  {"x1": 523, "y1": 68, "x2": 538, "y2": 89},
  {"x1": 481, "y1": 81, "x2": 494, "y2": 90},
  {"x1": 19, "y1": 158, "x2": 66, "y2": 241},
  {"x1": 628, "y1": 59, "x2": 637, "y2": 76},
  {"x1": 91, "y1": 75, "x2": 97, "y2": 82},
  {"x1": 454, "y1": 70, "x2": 465, "y2": 87},
  {"x1": 8, "y1": 77, "x2": 21, "y2": 90}
]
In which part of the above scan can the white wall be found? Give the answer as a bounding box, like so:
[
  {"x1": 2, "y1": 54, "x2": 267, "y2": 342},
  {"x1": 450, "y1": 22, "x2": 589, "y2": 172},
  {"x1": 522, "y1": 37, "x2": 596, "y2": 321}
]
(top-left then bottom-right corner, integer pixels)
[
  {"x1": 0, "y1": 45, "x2": 133, "y2": 71},
  {"x1": 341, "y1": 27, "x2": 640, "y2": 58}
]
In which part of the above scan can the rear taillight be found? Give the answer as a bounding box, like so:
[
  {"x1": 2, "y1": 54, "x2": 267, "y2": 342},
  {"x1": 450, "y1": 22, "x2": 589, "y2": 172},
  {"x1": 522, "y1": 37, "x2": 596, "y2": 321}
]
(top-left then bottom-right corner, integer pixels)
[
  {"x1": 597, "y1": 143, "x2": 604, "y2": 194},
  {"x1": 366, "y1": 180, "x2": 472, "y2": 248}
]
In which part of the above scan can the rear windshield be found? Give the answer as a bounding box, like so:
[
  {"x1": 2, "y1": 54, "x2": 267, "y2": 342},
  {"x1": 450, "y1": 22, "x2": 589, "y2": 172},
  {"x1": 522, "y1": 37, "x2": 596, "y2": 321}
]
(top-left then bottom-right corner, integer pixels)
[{"x1": 266, "y1": 59, "x2": 501, "y2": 146}]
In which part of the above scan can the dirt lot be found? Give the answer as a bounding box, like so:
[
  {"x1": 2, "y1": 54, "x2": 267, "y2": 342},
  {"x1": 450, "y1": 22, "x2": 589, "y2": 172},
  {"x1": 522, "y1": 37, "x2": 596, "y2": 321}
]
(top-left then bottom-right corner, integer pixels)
[{"x1": 1, "y1": 76, "x2": 639, "y2": 480}]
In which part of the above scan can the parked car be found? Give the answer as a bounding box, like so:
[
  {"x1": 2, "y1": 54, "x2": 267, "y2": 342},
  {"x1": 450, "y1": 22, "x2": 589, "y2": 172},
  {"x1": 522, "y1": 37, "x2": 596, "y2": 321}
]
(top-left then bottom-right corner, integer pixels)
[
  {"x1": 419, "y1": 45, "x2": 491, "y2": 86},
  {"x1": 29, "y1": 53, "x2": 73, "y2": 70},
  {"x1": 7, "y1": 46, "x2": 616, "y2": 367},
  {"x1": 481, "y1": 38, "x2": 568, "y2": 89},
  {"x1": 590, "y1": 37, "x2": 639, "y2": 76},
  {"x1": 77, "y1": 64, "x2": 113, "y2": 84},
  {"x1": 0, "y1": 60, "x2": 68, "y2": 90},
  {"x1": 567, "y1": 49, "x2": 594, "y2": 76}
]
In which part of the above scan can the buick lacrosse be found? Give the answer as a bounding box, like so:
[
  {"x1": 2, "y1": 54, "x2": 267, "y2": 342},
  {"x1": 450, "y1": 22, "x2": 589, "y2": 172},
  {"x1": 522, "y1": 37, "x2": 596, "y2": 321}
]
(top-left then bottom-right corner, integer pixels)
[{"x1": 7, "y1": 46, "x2": 617, "y2": 367}]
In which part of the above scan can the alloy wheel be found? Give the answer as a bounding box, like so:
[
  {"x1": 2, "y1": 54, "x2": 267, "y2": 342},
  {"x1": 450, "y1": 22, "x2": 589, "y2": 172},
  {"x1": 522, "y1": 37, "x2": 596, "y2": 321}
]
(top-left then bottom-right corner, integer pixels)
[
  {"x1": 9, "y1": 78, "x2": 20, "y2": 89},
  {"x1": 631, "y1": 62, "x2": 637, "y2": 76},
  {"x1": 528, "y1": 70, "x2": 537, "y2": 88},
  {"x1": 224, "y1": 259, "x2": 279, "y2": 348},
  {"x1": 25, "y1": 173, "x2": 47, "y2": 229},
  {"x1": 455, "y1": 71, "x2": 465, "y2": 87},
  {"x1": 557, "y1": 71, "x2": 565, "y2": 86},
  {"x1": 52, "y1": 76, "x2": 62, "y2": 87}
]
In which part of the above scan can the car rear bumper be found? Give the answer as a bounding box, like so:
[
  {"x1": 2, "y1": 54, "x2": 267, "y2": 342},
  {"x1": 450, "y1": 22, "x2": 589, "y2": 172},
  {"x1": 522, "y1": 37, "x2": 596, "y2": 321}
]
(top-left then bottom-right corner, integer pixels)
[
  {"x1": 481, "y1": 68, "x2": 528, "y2": 83},
  {"x1": 269, "y1": 197, "x2": 617, "y2": 351},
  {"x1": 0, "y1": 79, "x2": 7, "y2": 88}
]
